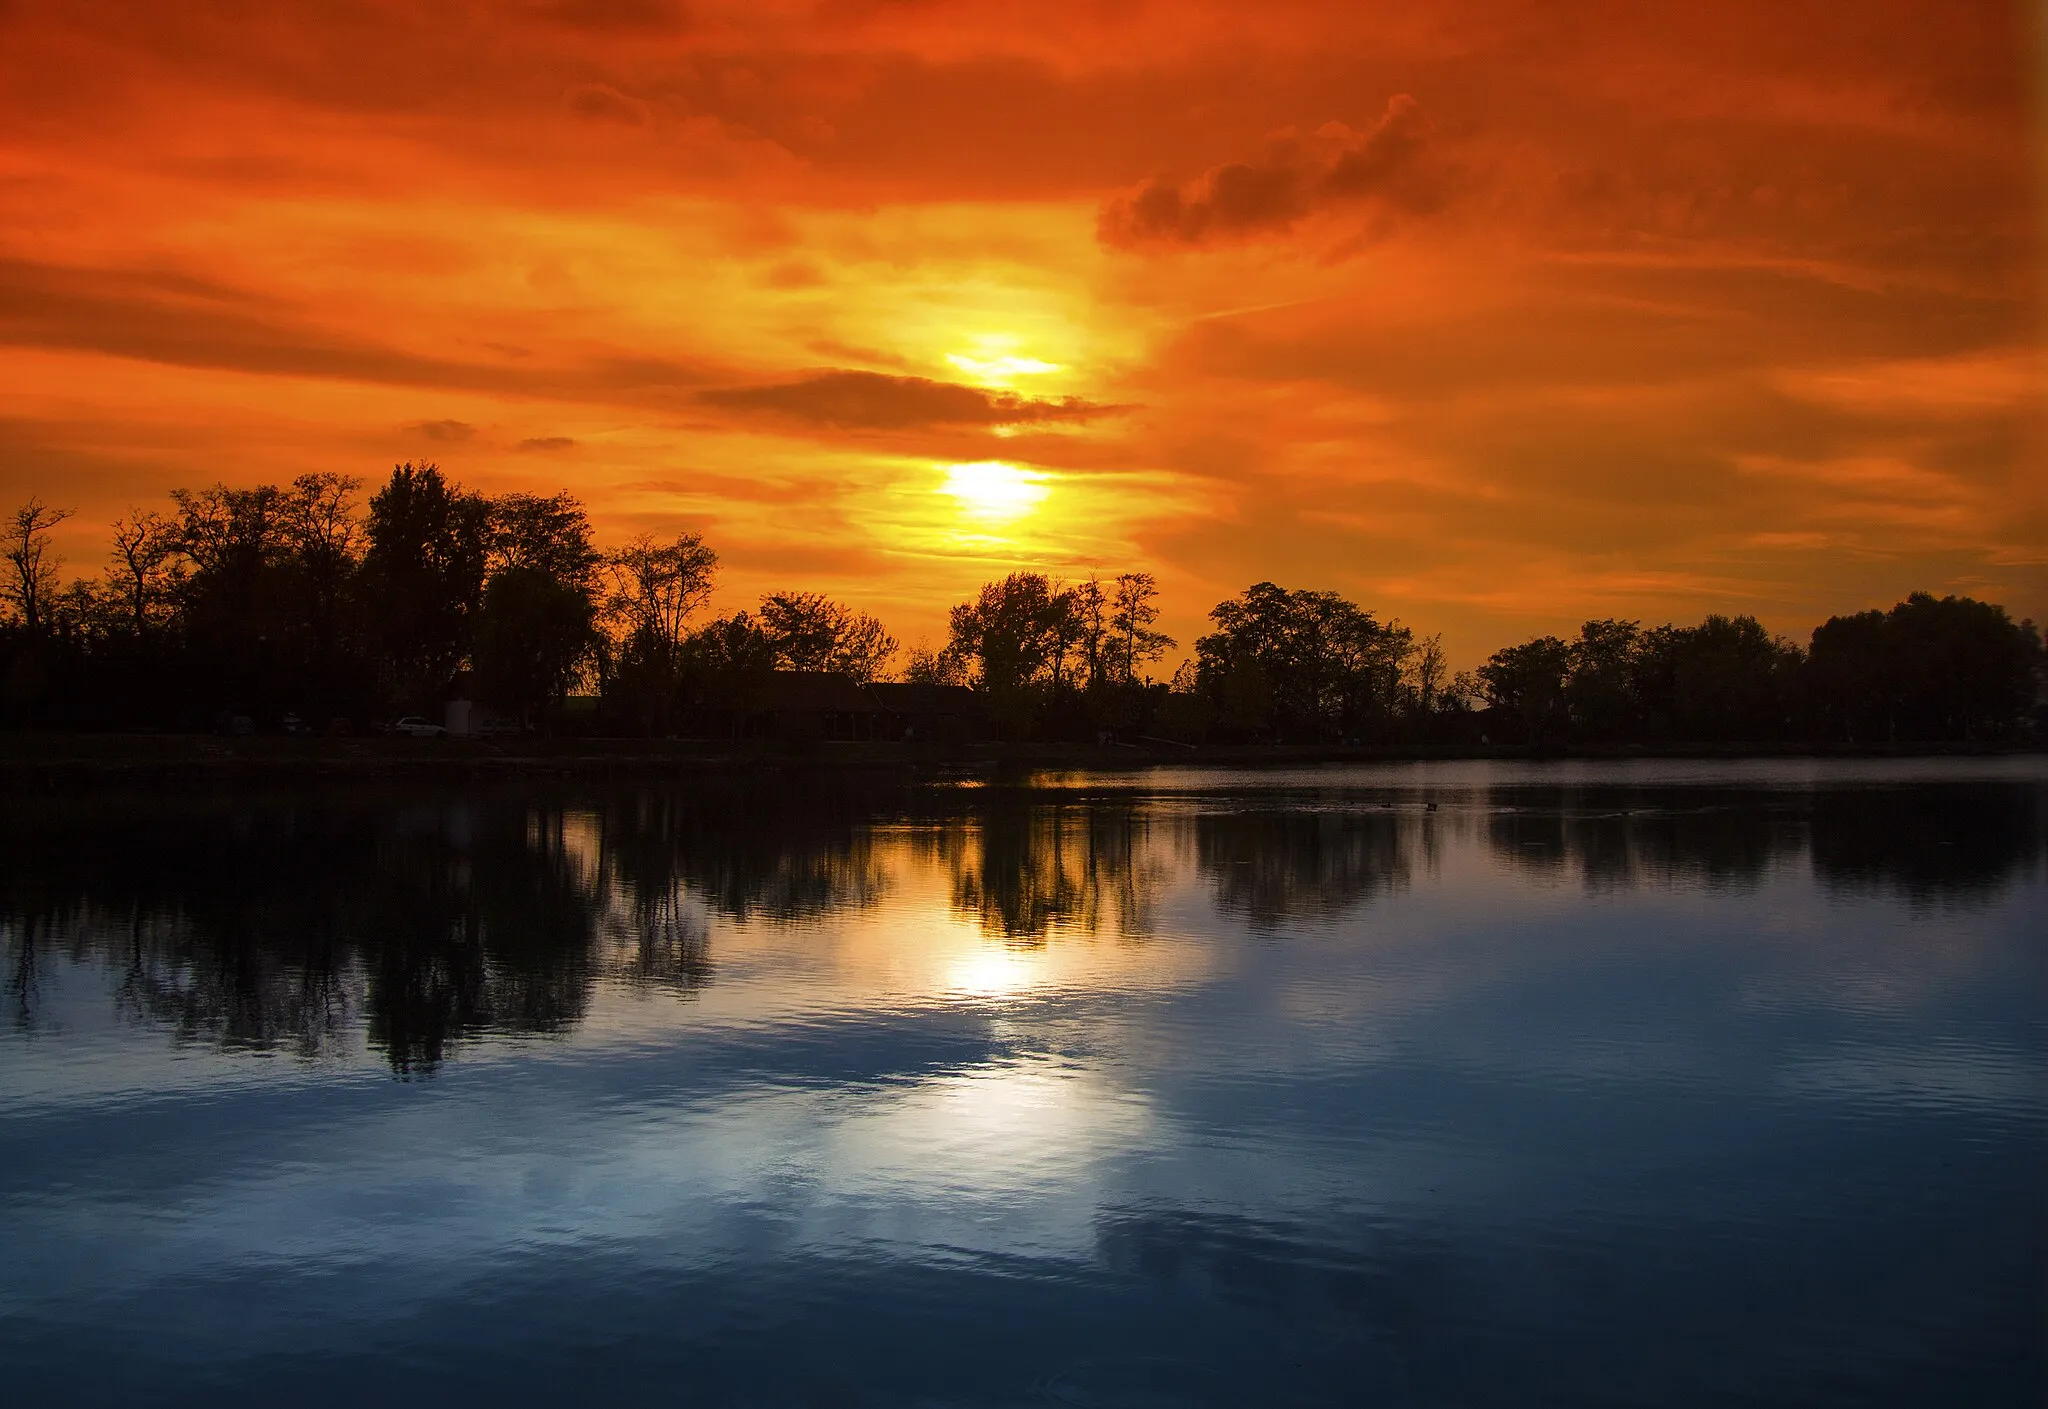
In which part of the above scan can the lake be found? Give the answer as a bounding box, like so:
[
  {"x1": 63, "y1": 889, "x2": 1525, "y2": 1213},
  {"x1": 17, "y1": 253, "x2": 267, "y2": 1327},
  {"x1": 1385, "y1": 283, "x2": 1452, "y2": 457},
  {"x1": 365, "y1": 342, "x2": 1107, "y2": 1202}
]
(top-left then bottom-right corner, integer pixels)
[{"x1": 2, "y1": 759, "x2": 2043, "y2": 1407}]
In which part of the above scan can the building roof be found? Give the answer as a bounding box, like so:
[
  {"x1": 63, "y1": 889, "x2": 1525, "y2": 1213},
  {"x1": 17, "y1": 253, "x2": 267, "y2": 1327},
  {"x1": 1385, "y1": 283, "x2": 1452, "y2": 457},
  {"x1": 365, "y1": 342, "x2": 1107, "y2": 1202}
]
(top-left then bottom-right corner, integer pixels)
[
  {"x1": 866, "y1": 681, "x2": 982, "y2": 715},
  {"x1": 757, "y1": 670, "x2": 881, "y2": 713}
]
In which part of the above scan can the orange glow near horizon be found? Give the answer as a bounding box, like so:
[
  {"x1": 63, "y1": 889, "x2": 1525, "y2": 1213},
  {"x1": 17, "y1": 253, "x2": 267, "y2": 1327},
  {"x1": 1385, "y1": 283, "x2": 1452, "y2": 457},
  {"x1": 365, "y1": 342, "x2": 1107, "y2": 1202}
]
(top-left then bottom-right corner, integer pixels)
[{"x1": 0, "y1": 0, "x2": 2040, "y2": 664}]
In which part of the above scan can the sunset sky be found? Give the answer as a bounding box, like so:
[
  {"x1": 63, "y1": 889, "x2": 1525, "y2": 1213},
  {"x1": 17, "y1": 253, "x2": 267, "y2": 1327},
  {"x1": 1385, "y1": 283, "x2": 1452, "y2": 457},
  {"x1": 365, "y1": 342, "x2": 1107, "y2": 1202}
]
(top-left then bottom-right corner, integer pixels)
[{"x1": 2, "y1": 0, "x2": 2041, "y2": 664}]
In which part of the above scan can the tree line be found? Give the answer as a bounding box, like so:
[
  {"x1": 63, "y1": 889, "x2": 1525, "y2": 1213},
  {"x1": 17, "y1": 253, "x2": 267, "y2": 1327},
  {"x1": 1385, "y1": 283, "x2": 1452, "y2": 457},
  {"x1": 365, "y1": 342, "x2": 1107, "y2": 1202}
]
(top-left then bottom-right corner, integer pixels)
[
  {"x1": 1471, "y1": 599, "x2": 2041, "y2": 745},
  {"x1": 0, "y1": 466, "x2": 898, "y2": 734},
  {"x1": 2, "y1": 469, "x2": 2041, "y2": 744}
]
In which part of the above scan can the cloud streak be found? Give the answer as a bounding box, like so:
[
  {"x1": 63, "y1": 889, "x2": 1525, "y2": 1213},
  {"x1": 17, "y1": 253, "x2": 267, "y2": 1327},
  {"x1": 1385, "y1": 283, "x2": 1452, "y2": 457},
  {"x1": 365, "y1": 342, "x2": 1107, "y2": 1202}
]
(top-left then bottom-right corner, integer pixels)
[
  {"x1": 408, "y1": 419, "x2": 477, "y2": 442},
  {"x1": 0, "y1": 258, "x2": 716, "y2": 403},
  {"x1": 1099, "y1": 95, "x2": 1445, "y2": 248},
  {"x1": 0, "y1": 0, "x2": 2034, "y2": 658},
  {"x1": 698, "y1": 371, "x2": 1126, "y2": 430}
]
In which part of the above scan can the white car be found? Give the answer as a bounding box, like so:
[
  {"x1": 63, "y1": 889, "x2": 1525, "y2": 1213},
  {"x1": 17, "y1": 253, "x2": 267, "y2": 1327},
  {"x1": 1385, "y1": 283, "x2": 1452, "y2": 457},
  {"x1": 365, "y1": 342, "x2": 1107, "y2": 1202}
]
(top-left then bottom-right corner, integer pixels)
[{"x1": 390, "y1": 716, "x2": 446, "y2": 738}]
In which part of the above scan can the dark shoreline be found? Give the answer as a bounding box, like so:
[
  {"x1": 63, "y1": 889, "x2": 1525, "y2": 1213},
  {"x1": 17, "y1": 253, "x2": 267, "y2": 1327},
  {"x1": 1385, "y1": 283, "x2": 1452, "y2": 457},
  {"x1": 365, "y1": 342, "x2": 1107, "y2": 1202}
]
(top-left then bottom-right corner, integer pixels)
[{"x1": 0, "y1": 731, "x2": 2039, "y2": 789}]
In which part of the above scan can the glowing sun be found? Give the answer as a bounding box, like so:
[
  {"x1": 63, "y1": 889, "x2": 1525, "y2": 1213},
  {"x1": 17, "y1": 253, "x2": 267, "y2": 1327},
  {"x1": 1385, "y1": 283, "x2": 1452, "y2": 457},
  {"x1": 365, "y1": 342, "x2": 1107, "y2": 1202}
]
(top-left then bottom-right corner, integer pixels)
[{"x1": 940, "y1": 461, "x2": 1050, "y2": 520}]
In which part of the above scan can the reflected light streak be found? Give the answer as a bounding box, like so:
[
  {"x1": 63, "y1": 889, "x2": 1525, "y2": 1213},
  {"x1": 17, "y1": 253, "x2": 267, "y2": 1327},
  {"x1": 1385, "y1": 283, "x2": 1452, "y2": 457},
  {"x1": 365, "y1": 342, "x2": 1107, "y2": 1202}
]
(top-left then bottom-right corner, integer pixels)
[{"x1": 943, "y1": 947, "x2": 1051, "y2": 999}]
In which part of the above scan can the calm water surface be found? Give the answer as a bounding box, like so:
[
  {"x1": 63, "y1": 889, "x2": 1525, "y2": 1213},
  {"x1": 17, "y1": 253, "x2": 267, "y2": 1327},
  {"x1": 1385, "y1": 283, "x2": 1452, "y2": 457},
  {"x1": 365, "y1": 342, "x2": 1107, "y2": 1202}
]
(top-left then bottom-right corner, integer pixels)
[{"x1": 3, "y1": 759, "x2": 2044, "y2": 1407}]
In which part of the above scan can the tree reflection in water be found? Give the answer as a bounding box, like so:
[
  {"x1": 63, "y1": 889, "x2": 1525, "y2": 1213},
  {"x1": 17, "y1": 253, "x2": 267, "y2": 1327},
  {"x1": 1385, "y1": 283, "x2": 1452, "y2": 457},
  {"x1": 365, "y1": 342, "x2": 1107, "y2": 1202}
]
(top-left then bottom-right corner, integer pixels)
[
  {"x1": 1808, "y1": 784, "x2": 2044, "y2": 906},
  {"x1": 1484, "y1": 788, "x2": 1795, "y2": 894},
  {"x1": 1193, "y1": 807, "x2": 1419, "y2": 931},
  {"x1": 1480, "y1": 779, "x2": 2042, "y2": 904},
  {"x1": 938, "y1": 798, "x2": 1164, "y2": 943},
  {"x1": 0, "y1": 776, "x2": 916, "y2": 1073},
  {"x1": 3, "y1": 771, "x2": 2040, "y2": 1074}
]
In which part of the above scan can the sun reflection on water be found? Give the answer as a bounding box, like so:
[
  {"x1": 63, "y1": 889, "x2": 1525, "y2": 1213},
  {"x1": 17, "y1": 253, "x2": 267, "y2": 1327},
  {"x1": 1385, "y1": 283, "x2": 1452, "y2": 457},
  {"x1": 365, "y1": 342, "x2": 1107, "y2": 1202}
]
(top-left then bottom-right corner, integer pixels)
[{"x1": 943, "y1": 946, "x2": 1048, "y2": 998}]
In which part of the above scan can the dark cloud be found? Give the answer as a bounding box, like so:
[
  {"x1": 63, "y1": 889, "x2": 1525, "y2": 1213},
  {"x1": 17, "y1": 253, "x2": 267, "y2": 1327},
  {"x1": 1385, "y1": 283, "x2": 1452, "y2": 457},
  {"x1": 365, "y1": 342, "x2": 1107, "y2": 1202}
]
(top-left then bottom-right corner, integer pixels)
[
  {"x1": 0, "y1": 257, "x2": 714, "y2": 402},
  {"x1": 0, "y1": 256, "x2": 515, "y2": 389},
  {"x1": 698, "y1": 370, "x2": 1122, "y2": 429},
  {"x1": 516, "y1": 435, "x2": 576, "y2": 451},
  {"x1": 1098, "y1": 94, "x2": 1444, "y2": 248},
  {"x1": 408, "y1": 418, "x2": 476, "y2": 441},
  {"x1": 525, "y1": 0, "x2": 689, "y2": 32},
  {"x1": 564, "y1": 83, "x2": 650, "y2": 126}
]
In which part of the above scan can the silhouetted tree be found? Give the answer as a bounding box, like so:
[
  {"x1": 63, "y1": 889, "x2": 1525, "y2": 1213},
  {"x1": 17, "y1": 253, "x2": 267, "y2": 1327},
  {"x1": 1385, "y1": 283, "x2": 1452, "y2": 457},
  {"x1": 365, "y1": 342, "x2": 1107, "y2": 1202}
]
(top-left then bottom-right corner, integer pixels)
[
  {"x1": 1482, "y1": 614, "x2": 1801, "y2": 745},
  {"x1": 1659, "y1": 614, "x2": 1801, "y2": 742},
  {"x1": 684, "y1": 611, "x2": 780, "y2": 737},
  {"x1": 949, "y1": 573, "x2": 1059, "y2": 693},
  {"x1": 604, "y1": 532, "x2": 718, "y2": 656},
  {"x1": 1072, "y1": 577, "x2": 1110, "y2": 689},
  {"x1": 1478, "y1": 635, "x2": 1570, "y2": 743},
  {"x1": 599, "y1": 532, "x2": 719, "y2": 734},
  {"x1": 1564, "y1": 619, "x2": 1641, "y2": 742},
  {"x1": 2, "y1": 499, "x2": 74, "y2": 635},
  {"x1": 359, "y1": 463, "x2": 491, "y2": 709},
  {"x1": 946, "y1": 571, "x2": 1075, "y2": 735},
  {"x1": 277, "y1": 473, "x2": 363, "y2": 644},
  {"x1": 1151, "y1": 659, "x2": 1216, "y2": 742},
  {"x1": 1110, "y1": 572, "x2": 1175, "y2": 685},
  {"x1": 1805, "y1": 608, "x2": 1890, "y2": 743},
  {"x1": 165, "y1": 482, "x2": 297, "y2": 715},
  {"x1": 474, "y1": 491, "x2": 599, "y2": 726},
  {"x1": 1809, "y1": 594, "x2": 2041, "y2": 742},
  {"x1": 107, "y1": 509, "x2": 181, "y2": 638},
  {"x1": 270, "y1": 473, "x2": 369, "y2": 712},
  {"x1": 1195, "y1": 582, "x2": 1412, "y2": 742},
  {"x1": 902, "y1": 641, "x2": 969, "y2": 686},
  {"x1": 489, "y1": 491, "x2": 599, "y2": 585},
  {"x1": 1405, "y1": 631, "x2": 1449, "y2": 715},
  {"x1": 758, "y1": 591, "x2": 898, "y2": 682},
  {"x1": 474, "y1": 568, "x2": 598, "y2": 724},
  {"x1": 7, "y1": 468, "x2": 2042, "y2": 752}
]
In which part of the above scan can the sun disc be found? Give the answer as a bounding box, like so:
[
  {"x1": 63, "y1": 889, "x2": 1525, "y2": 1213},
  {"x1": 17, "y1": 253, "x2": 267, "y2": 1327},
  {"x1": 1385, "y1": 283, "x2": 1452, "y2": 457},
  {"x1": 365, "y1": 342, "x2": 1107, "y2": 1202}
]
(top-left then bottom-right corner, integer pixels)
[
  {"x1": 940, "y1": 461, "x2": 1050, "y2": 520},
  {"x1": 946, "y1": 352, "x2": 1061, "y2": 384}
]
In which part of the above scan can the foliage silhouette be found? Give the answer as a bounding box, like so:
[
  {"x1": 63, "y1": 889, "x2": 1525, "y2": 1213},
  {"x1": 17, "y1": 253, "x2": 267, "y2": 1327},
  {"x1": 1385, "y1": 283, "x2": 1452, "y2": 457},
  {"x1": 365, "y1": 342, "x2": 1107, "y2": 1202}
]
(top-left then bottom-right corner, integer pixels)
[
  {"x1": 0, "y1": 478, "x2": 2040, "y2": 744},
  {"x1": 361, "y1": 463, "x2": 492, "y2": 711},
  {"x1": 3, "y1": 498, "x2": 75, "y2": 636},
  {"x1": 1193, "y1": 582, "x2": 1415, "y2": 743},
  {"x1": 1808, "y1": 594, "x2": 2040, "y2": 743}
]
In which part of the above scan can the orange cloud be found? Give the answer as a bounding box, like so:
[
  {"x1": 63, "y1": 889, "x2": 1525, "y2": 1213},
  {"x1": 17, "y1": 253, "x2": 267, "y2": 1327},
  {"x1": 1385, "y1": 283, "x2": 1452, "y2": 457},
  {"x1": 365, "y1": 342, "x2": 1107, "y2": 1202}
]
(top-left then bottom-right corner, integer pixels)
[
  {"x1": 1099, "y1": 95, "x2": 1447, "y2": 248},
  {"x1": 699, "y1": 371, "x2": 1124, "y2": 430},
  {"x1": 0, "y1": 0, "x2": 2036, "y2": 664}
]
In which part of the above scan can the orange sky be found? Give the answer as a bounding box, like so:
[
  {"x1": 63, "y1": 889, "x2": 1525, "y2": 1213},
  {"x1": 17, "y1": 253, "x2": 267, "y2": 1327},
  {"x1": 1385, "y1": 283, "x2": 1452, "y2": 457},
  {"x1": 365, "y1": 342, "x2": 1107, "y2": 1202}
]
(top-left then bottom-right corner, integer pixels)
[{"x1": 2, "y1": 0, "x2": 2042, "y2": 665}]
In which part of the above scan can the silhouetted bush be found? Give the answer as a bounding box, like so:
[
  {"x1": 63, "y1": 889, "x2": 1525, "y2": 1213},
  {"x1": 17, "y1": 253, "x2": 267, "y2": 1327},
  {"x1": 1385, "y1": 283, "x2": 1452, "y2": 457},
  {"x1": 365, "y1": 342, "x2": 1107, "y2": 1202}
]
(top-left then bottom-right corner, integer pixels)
[{"x1": 2, "y1": 479, "x2": 2040, "y2": 745}]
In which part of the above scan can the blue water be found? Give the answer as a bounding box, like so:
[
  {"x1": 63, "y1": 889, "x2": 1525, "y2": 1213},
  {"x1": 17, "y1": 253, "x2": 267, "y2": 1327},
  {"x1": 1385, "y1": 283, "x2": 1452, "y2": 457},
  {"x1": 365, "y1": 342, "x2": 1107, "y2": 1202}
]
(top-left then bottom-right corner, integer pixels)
[{"x1": 2, "y1": 759, "x2": 2043, "y2": 1406}]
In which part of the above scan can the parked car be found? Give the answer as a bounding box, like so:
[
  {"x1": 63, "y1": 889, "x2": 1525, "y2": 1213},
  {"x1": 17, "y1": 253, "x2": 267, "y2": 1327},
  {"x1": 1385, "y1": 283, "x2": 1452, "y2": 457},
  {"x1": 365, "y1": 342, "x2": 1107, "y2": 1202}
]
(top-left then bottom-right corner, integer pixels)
[
  {"x1": 281, "y1": 712, "x2": 311, "y2": 736},
  {"x1": 390, "y1": 716, "x2": 446, "y2": 738}
]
